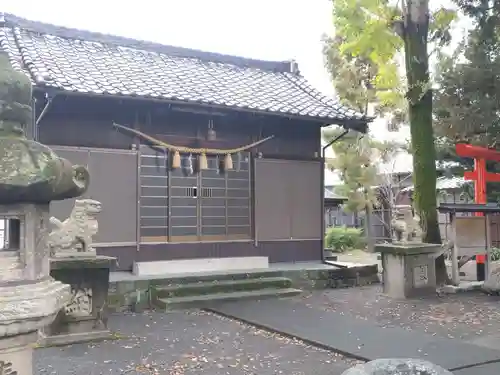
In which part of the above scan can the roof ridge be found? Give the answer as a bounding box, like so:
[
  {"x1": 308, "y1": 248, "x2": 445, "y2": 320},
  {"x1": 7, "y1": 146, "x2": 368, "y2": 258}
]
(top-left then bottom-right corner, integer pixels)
[{"x1": 0, "y1": 12, "x2": 298, "y2": 73}]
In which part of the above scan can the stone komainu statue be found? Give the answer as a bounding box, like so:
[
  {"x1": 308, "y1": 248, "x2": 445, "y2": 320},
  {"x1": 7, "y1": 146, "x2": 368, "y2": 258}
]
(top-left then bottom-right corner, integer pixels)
[
  {"x1": 48, "y1": 199, "x2": 102, "y2": 256},
  {"x1": 391, "y1": 206, "x2": 422, "y2": 243}
]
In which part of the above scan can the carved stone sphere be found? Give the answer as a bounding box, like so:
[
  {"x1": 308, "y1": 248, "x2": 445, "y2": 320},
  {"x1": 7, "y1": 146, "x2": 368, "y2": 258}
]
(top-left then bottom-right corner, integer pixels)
[{"x1": 341, "y1": 358, "x2": 453, "y2": 375}]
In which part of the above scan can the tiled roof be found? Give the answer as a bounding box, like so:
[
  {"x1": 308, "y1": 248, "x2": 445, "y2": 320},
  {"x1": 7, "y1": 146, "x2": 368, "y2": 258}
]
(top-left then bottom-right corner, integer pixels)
[
  {"x1": 402, "y1": 176, "x2": 470, "y2": 192},
  {"x1": 0, "y1": 13, "x2": 369, "y2": 129}
]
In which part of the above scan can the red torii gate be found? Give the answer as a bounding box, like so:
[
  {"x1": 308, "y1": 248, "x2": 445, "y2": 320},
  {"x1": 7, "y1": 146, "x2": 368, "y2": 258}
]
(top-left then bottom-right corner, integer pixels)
[{"x1": 455, "y1": 143, "x2": 500, "y2": 280}]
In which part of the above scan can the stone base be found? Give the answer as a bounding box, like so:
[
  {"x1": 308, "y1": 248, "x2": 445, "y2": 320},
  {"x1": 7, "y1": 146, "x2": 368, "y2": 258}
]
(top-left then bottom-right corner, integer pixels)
[
  {"x1": 40, "y1": 255, "x2": 115, "y2": 345},
  {"x1": 0, "y1": 332, "x2": 38, "y2": 375},
  {"x1": 376, "y1": 243, "x2": 440, "y2": 299},
  {"x1": 38, "y1": 329, "x2": 114, "y2": 347},
  {"x1": 441, "y1": 281, "x2": 484, "y2": 294},
  {"x1": 342, "y1": 358, "x2": 452, "y2": 375},
  {"x1": 51, "y1": 250, "x2": 97, "y2": 259}
]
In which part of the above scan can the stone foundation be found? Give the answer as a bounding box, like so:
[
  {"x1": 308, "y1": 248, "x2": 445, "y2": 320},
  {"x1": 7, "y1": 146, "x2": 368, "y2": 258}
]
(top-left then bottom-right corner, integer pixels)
[
  {"x1": 39, "y1": 256, "x2": 115, "y2": 346},
  {"x1": 107, "y1": 264, "x2": 380, "y2": 312}
]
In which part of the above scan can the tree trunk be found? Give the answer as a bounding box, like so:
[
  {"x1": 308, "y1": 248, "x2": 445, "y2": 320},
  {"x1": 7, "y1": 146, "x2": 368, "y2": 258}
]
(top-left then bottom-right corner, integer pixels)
[{"x1": 403, "y1": 0, "x2": 450, "y2": 284}]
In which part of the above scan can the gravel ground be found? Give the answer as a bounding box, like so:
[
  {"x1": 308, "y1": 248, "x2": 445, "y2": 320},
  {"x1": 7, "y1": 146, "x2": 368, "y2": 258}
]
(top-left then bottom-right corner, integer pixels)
[
  {"x1": 296, "y1": 285, "x2": 500, "y2": 341},
  {"x1": 35, "y1": 310, "x2": 361, "y2": 375}
]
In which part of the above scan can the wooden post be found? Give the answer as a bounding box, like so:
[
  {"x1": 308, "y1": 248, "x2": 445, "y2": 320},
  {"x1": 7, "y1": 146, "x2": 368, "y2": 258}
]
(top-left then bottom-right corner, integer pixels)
[{"x1": 450, "y1": 213, "x2": 460, "y2": 285}]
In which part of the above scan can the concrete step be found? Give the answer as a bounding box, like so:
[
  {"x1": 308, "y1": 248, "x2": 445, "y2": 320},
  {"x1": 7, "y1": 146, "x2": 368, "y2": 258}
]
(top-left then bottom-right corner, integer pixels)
[
  {"x1": 154, "y1": 277, "x2": 292, "y2": 299},
  {"x1": 134, "y1": 256, "x2": 269, "y2": 276},
  {"x1": 155, "y1": 288, "x2": 302, "y2": 310}
]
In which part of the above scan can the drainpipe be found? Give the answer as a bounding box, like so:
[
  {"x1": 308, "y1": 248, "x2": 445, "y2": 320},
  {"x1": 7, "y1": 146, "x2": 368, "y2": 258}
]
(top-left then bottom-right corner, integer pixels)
[
  {"x1": 34, "y1": 92, "x2": 56, "y2": 141},
  {"x1": 320, "y1": 129, "x2": 349, "y2": 263}
]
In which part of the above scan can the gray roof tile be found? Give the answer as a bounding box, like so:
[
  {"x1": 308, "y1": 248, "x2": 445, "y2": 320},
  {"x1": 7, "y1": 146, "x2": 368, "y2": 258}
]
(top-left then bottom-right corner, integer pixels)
[{"x1": 0, "y1": 13, "x2": 369, "y2": 128}]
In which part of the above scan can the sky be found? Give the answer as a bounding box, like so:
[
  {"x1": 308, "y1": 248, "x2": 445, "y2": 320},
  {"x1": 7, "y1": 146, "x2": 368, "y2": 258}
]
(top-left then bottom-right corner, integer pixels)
[
  {"x1": 1, "y1": 0, "x2": 470, "y2": 188},
  {"x1": 2, "y1": 0, "x2": 336, "y2": 96}
]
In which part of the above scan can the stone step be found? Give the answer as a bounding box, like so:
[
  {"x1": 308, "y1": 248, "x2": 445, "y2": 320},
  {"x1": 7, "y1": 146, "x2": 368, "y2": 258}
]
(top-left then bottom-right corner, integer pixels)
[
  {"x1": 155, "y1": 288, "x2": 302, "y2": 310},
  {"x1": 150, "y1": 269, "x2": 285, "y2": 286},
  {"x1": 154, "y1": 277, "x2": 292, "y2": 299}
]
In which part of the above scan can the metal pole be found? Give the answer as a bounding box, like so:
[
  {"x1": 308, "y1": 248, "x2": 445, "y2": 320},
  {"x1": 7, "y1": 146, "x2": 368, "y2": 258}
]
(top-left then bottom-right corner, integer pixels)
[{"x1": 321, "y1": 130, "x2": 349, "y2": 263}]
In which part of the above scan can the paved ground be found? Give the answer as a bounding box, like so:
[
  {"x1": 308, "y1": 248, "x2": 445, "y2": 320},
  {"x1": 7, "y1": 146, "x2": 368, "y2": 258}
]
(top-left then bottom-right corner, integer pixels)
[
  {"x1": 335, "y1": 249, "x2": 500, "y2": 344},
  {"x1": 296, "y1": 285, "x2": 500, "y2": 342},
  {"x1": 35, "y1": 310, "x2": 361, "y2": 375}
]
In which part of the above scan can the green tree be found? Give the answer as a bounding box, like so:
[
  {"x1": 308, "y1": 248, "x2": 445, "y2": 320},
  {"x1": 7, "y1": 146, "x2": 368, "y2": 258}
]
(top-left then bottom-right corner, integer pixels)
[
  {"x1": 322, "y1": 34, "x2": 406, "y2": 129},
  {"x1": 323, "y1": 128, "x2": 401, "y2": 250},
  {"x1": 322, "y1": 22, "x2": 405, "y2": 251},
  {"x1": 434, "y1": 0, "x2": 500, "y2": 147},
  {"x1": 433, "y1": 0, "x2": 500, "y2": 202},
  {"x1": 328, "y1": 0, "x2": 456, "y2": 284}
]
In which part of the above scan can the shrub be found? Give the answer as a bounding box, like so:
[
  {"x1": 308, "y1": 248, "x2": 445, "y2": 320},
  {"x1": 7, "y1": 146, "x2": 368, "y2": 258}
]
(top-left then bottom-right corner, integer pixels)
[
  {"x1": 324, "y1": 226, "x2": 366, "y2": 252},
  {"x1": 491, "y1": 247, "x2": 500, "y2": 261}
]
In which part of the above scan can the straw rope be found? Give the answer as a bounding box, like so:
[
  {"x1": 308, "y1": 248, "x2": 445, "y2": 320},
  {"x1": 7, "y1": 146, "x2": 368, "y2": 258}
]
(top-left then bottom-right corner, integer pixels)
[{"x1": 113, "y1": 123, "x2": 273, "y2": 155}]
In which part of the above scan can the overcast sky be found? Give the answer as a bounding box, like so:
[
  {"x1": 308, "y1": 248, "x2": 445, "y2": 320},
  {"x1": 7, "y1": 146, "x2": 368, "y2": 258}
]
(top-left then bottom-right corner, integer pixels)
[
  {"x1": 3, "y1": 0, "x2": 471, "y2": 100},
  {"x1": 3, "y1": 0, "x2": 336, "y2": 96}
]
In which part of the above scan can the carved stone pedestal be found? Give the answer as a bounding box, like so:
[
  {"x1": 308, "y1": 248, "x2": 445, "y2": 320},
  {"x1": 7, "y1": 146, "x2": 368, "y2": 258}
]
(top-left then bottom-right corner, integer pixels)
[
  {"x1": 376, "y1": 243, "x2": 441, "y2": 299},
  {"x1": 0, "y1": 333, "x2": 37, "y2": 375},
  {"x1": 39, "y1": 256, "x2": 116, "y2": 346},
  {"x1": 0, "y1": 204, "x2": 71, "y2": 373}
]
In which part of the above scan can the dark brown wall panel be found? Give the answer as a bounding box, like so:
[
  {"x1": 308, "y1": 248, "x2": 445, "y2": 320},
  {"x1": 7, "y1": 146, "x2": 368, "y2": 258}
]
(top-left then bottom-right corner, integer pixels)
[
  {"x1": 49, "y1": 146, "x2": 138, "y2": 244},
  {"x1": 254, "y1": 159, "x2": 322, "y2": 241},
  {"x1": 254, "y1": 159, "x2": 291, "y2": 240},
  {"x1": 290, "y1": 161, "x2": 322, "y2": 240},
  {"x1": 40, "y1": 118, "x2": 133, "y2": 149},
  {"x1": 87, "y1": 149, "x2": 138, "y2": 243},
  {"x1": 38, "y1": 95, "x2": 322, "y2": 159}
]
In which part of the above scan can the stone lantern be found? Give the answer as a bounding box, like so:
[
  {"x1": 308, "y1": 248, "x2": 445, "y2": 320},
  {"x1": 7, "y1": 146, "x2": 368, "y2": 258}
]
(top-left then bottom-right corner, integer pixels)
[{"x1": 0, "y1": 51, "x2": 91, "y2": 373}]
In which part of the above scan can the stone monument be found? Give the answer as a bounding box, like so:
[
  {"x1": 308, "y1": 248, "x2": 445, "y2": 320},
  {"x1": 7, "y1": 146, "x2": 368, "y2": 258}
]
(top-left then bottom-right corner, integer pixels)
[
  {"x1": 342, "y1": 358, "x2": 453, "y2": 375},
  {"x1": 482, "y1": 266, "x2": 500, "y2": 295},
  {"x1": 376, "y1": 206, "x2": 443, "y2": 299},
  {"x1": 39, "y1": 198, "x2": 115, "y2": 346},
  {"x1": 0, "y1": 51, "x2": 92, "y2": 373}
]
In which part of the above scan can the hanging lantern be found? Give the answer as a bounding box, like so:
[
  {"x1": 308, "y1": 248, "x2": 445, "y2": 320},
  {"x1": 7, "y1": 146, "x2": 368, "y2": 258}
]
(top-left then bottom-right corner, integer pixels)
[
  {"x1": 207, "y1": 128, "x2": 216, "y2": 141},
  {"x1": 207, "y1": 119, "x2": 216, "y2": 141}
]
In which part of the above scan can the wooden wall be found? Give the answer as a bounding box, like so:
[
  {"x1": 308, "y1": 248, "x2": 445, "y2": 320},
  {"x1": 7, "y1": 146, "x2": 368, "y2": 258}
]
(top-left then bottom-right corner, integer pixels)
[
  {"x1": 36, "y1": 94, "x2": 324, "y2": 269},
  {"x1": 37, "y1": 95, "x2": 321, "y2": 159}
]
